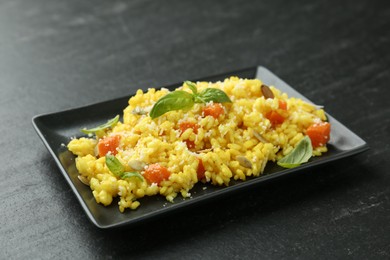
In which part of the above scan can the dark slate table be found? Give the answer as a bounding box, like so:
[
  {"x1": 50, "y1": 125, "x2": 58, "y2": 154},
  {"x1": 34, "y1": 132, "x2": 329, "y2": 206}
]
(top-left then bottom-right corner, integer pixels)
[{"x1": 1, "y1": 0, "x2": 389, "y2": 258}]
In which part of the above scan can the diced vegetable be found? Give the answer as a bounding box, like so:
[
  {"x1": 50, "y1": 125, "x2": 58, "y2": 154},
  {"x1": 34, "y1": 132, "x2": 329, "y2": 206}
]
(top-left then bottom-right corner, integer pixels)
[
  {"x1": 182, "y1": 140, "x2": 195, "y2": 149},
  {"x1": 179, "y1": 122, "x2": 199, "y2": 149},
  {"x1": 266, "y1": 111, "x2": 285, "y2": 126},
  {"x1": 143, "y1": 163, "x2": 171, "y2": 185},
  {"x1": 306, "y1": 122, "x2": 331, "y2": 148},
  {"x1": 202, "y1": 103, "x2": 224, "y2": 118},
  {"x1": 97, "y1": 135, "x2": 120, "y2": 157},
  {"x1": 278, "y1": 100, "x2": 287, "y2": 110},
  {"x1": 179, "y1": 122, "x2": 199, "y2": 134},
  {"x1": 197, "y1": 158, "x2": 206, "y2": 180}
]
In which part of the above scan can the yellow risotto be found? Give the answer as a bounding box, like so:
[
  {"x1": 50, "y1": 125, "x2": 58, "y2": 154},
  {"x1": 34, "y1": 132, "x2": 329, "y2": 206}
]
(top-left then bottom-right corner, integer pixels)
[{"x1": 67, "y1": 77, "x2": 330, "y2": 212}]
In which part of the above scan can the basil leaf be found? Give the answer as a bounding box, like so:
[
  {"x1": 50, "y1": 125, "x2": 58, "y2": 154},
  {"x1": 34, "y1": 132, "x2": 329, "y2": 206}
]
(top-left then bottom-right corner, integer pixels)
[
  {"x1": 150, "y1": 90, "x2": 195, "y2": 119},
  {"x1": 194, "y1": 95, "x2": 206, "y2": 104},
  {"x1": 105, "y1": 155, "x2": 144, "y2": 182},
  {"x1": 119, "y1": 172, "x2": 144, "y2": 181},
  {"x1": 184, "y1": 81, "x2": 198, "y2": 95},
  {"x1": 198, "y1": 88, "x2": 232, "y2": 103},
  {"x1": 105, "y1": 154, "x2": 125, "y2": 176},
  {"x1": 81, "y1": 115, "x2": 119, "y2": 135},
  {"x1": 277, "y1": 136, "x2": 313, "y2": 168}
]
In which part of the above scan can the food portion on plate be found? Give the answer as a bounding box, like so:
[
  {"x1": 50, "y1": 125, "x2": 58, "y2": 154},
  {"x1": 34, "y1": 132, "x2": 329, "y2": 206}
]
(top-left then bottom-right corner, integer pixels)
[{"x1": 67, "y1": 77, "x2": 331, "y2": 212}]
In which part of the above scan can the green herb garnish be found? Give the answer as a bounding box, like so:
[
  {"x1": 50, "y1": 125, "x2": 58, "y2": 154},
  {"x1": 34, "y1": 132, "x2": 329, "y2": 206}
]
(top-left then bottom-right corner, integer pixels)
[
  {"x1": 81, "y1": 115, "x2": 119, "y2": 135},
  {"x1": 120, "y1": 172, "x2": 144, "y2": 179},
  {"x1": 185, "y1": 81, "x2": 198, "y2": 94},
  {"x1": 196, "y1": 87, "x2": 232, "y2": 103},
  {"x1": 149, "y1": 91, "x2": 195, "y2": 119},
  {"x1": 277, "y1": 136, "x2": 313, "y2": 168},
  {"x1": 105, "y1": 154, "x2": 144, "y2": 181},
  {"x1": 149, "y1": 81, "x2": 232, "y2": 119},
  {"x1": 105, "y1": 154, "x2": 124, "y2": 175}
]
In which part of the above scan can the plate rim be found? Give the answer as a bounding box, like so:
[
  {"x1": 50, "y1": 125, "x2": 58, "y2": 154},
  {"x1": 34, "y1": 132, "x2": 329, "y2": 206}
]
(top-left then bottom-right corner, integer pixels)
[{"x1": 32, "y1": 65, "x2": 369, "y2": 229}]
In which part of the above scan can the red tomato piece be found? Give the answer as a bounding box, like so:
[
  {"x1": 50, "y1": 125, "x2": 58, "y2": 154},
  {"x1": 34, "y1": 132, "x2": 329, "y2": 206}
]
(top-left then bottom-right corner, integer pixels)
[
  {"x1": 97, "y1": 135, "x2": 120, "y2": 157},
  {"x1": 178, "y1": 122, "x2": 199, "y2": 149},
  {"x1": 143, "y1": 163, "x2": 171, "y2": 185},
  {"x1": 266, "y1": 111, "x2": 285, "y2": 126},
  {"x1": 179, "y1": 122, "x2": 199, "y2": 134},
  {"x1": 306, "y1": 122, "x2": 331, "y2": 148},
  {"x1": 184, "y1": 140, "x2": 196, "y2": 149},
  {"x1": 197, "y1": 158, "x2": 206, "y2": 180},
  {"x1": 278, "y1": 100, "x2": 287, "y2": 110},
  {"x1": 202, "y1": 103, "x2": 224, "y2": 118}
]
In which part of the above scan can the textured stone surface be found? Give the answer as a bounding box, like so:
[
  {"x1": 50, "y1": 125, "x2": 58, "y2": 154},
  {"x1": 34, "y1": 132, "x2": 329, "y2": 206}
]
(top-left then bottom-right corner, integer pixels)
[{"x1": 1, "y1": 0, "x2": 389, "y2": 258}]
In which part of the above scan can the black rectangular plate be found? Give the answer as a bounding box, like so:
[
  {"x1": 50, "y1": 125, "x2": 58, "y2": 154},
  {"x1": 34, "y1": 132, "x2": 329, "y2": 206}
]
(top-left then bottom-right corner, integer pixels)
[{"x1": 32, "y1": 66, "x2": 368, "y2": 229}]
